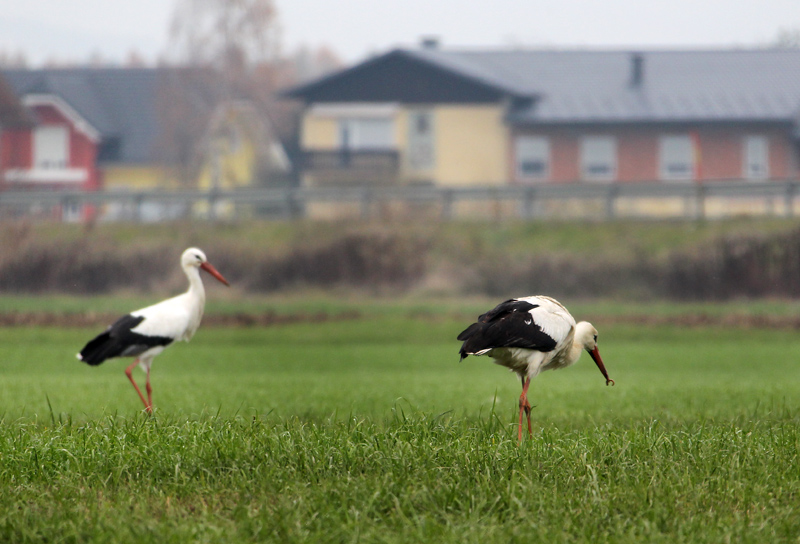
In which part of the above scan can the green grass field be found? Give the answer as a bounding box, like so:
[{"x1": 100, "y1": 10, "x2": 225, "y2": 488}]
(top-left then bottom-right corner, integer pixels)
[{"x1": 1, "y1": 299, "x2": 800, "y2": 542}]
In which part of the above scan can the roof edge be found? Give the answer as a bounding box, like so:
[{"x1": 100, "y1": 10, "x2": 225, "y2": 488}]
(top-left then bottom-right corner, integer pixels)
[
  {"x1": 281, "y1": 48, "x2": 531, "y2": 101},
  {"x1": 23, "y1": 93, "x2": 101, "y2": 142}
]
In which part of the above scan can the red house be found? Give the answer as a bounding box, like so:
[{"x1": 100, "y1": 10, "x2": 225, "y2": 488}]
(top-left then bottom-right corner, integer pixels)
[
  {"x1": 0, "y1": 93, "x2": 100, "y2": 192},
  {"x1": 0, "y1": 75, "x2": 32, "y2": 182}
]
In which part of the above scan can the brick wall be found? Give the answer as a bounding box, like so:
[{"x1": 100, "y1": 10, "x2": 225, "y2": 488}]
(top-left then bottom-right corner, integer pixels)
[{"x1": 513, "y1": 123, "x2": 797, "y2": 183}]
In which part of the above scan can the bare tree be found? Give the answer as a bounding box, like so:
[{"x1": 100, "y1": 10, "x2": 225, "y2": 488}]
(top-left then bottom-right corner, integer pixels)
[
  {"x1": 0, "y1": 49, "x2": 28, "y2": 68},
  {"x1": 774, "y1": 27, "x2": 800, "y2": 48},
  {"x1": 155, "y1": 68, "x2": 221, "y2": 187},
  {"x1": 289, "y1": 44, "x2": 342, "y2": 84},
  {"x1": 159, "y1": 0, "x2": 287, "y2": 186},
  {"x1": 168, "y1": 0, "x2": 281, "y2": 93},
  {"x1": 161, "y1": 0, "x2": 344, "y2": 187}
]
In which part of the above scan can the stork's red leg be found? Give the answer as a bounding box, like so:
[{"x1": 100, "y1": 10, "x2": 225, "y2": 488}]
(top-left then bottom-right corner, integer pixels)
[
  {"x1": 145, "y1": 367, "x2": 153, "y2": 412},
  {"x1": 518, "y1": 376, "x2": 532, "y2": 442},
  {"x1": 518, "y1": 377, "x2": 524, "y2": 441},
  {"x1": 125, "y1": 359, "x2": 151, "y2": 413}
]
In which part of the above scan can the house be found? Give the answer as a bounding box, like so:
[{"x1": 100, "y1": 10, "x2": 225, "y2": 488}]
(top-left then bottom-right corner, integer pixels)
[
  {"x1": 0, "y1": 74, "x2": 34, "y2": 184},
  {"x1": 0, "y1": 75, "x2": 100, "y2": 195},
  {"x1": 193, "y1": 100, "x2": 291, "y2": 218},
  {"x1": 1, "y1": 68, "x2": 290, "y2": 213},
  {"x1": 285, "y1": 45, "x2": 800, "y2": 189},
  {"x1": 196, "y1": 100, "x2": 291, "y2": 192}
]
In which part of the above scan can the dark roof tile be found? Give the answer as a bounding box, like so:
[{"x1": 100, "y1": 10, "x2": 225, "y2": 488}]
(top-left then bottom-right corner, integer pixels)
[
  {"x1": 408, "y1": 48, "x2": 800, "y2": 124},
  {"x1": 293, "y1": 48, "x2": 800, "y2": 125},
  {"x1": 1, "y1": 68, "x2": 220, "y2": 164}
]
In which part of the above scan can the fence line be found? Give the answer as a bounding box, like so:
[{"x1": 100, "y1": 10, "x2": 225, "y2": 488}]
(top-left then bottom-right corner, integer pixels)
[{"x1": 1, "y1": 180, "x2": 798, "y2": 222}]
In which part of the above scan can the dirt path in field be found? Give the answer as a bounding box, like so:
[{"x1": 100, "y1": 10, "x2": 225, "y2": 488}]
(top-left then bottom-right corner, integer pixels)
[{"x1": 2, "y1": 309, "x2": 800, "y2": 329}]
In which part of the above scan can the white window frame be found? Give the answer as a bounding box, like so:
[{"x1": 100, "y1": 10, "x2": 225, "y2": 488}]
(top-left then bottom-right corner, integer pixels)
[
  {"x1": 310, "y1": 102, "x2": 398, "y2": 152},
  {"x1": 515, "y1": 135, "x2": 550, "y2": 183},
  {"x1": 580, "y1": 135, "x2": 617, "y2": 182},
  {"x1": 33, "y1": 125, "x2": 69, "y2": 169},
  {"x1": 743, "y1": 135, "x2": 769, "y2": 180},
  {"x1": 338, "y1": 117, "x2": 395, "y2": 150},
  {"x1": 659, "y1": 134, "x2": 694, "y2": 181}
]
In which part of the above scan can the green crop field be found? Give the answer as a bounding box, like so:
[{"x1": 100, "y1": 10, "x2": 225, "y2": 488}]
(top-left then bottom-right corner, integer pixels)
[{"x1": 1, "y1": 300, "x2": 799, "y2": 542}]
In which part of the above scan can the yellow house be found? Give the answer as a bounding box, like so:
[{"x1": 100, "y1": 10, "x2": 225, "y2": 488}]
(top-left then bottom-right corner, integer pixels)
[
  {"x1": 299, "y1": 102, "x2": 508, "y2": 187},
  {"x1": 193, "y1": 101, "x2": 291, "y2": 218},
  {"x1": 196, "y1": 101, "x2": 290, "y2": 192},
  {"x1": 101, "y1": 97, "x2": 289, "y2": 198},
  {"x1": 286, "y1": 46, "x2": 516, "y2": 191}
]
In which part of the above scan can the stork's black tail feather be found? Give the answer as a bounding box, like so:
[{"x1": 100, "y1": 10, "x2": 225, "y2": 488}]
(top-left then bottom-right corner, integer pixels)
[
  {"x1": 457, "y1": 322, "x2": 484, "y2": 360},
  {"x1": 77, "y1": 314, "x2": 147, "y2": 366},
  {"x1": 78, "y1": 330, "x2": 123, "y2": 366},
  {"x1": 77, "y1": 314, "x2": 173, "y2": 366},
  {"x1": 457, "y1": 298, "x2": 557, "y2": 361}
]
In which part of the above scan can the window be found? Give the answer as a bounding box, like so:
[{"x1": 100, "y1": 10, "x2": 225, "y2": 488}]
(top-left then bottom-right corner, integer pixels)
[
  {"x1": 338, "y1": 118, "x2": 394, "y2": 150},
  {"x1": 743, "y1": 135, "x2": 769, "y2": 180},
  {"x1": 515, "y1": 136, "x2": 549, "y2": 182},
  {"x1": 34, "y1": 125, "x2": 69, "y2": 169},
  {"x1": 407, "y1": 110, "x2": 435, "y2": 170},
  {"x1": 659, "y1": 135, "x2": 694, "y2": 181},
  {"x1": 580, "y1": 136, "x2": 616, "y2": 181}
]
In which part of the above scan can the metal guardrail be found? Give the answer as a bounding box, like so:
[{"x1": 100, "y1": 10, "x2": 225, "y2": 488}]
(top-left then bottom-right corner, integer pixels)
[{"x1": 1, "y1": 180, "x2": 798, "y2": 221}]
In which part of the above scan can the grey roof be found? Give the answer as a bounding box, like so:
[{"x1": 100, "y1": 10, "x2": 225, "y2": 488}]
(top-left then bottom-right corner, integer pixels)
[
  {"x1": 1, "y1": 68, "x2": 219, "y2": 164},
  {"x1": 368, "y1": 48, "x2": 800, "y2": 125},
  {"x1": 0, "y1": 73, "x2": 31, "y2": 128}
]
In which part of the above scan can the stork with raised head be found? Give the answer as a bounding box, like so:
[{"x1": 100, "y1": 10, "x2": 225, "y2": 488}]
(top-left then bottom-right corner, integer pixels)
[
  {"x1": 77, "y1": 248, "x2": 229, "y2": 413},
  {"x1": 457, "y1": 295, "x2": 614, "y2": 441}
]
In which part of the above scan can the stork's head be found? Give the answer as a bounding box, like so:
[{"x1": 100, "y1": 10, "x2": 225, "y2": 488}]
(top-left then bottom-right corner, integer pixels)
[
  {"x1": 575, "y1": 321, "x2": 613, "y2": 386},
  {"x1": 181, "y1": 247, "x2": 230, "y2": 286}
]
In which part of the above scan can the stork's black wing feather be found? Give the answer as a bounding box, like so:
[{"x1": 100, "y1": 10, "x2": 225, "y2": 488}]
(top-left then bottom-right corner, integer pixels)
[
  {"x1": 457, "y1": 299, "x2": 557, "y2": 360},
  {"x1": 78, "y1": 314, "x2": 173, "y2": 366}
]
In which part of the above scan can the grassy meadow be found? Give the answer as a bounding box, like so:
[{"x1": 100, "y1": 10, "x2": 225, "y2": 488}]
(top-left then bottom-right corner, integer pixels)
[{"x1": 1, "y1": 296, "x2": 800, "y2": 542}]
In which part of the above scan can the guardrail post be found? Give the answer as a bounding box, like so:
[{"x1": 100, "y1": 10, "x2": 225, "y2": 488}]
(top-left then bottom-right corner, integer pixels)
[
  {"x1": 441, "y1": 189, "x2": 454, "y2": 219},
  {"x1": 207, "y1": 189, "x2": 219, "y2": 221},
  {"x1": 521, "y1": 187, "x2": 536, "y2": 219},
  {"x1": 59, "y1": 195, "x2": 70, "y2": 222},
  {"x1": 694, "y1": 183, "x2": 706, "y2": 221},
  {"x1": 135, "y1": 193, "x2": 145, "y2": 223},
  {"x1": 286, "y1": 189, "x2": 302, "y2": 219},
  {"x1": 491, "y1": 188, "x2": 502, "y2": 222},
  {"x1": 605, "y1": 184, "x2": 618, "y2": 220},
  {"x1": 785, "y1": 181, "x2": 795, "y2": 218},
  {"x1": 360, "y1": 189, "x2": 372, "y2": 219}
]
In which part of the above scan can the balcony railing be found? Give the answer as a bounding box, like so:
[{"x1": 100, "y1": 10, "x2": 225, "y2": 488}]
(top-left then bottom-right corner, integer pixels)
[
  {"x1": 300, "y1": 149, "x2": 400, "y2": 186},
  {"x1": 302, "y1": 149, "x2": 400, "y2": 171}
]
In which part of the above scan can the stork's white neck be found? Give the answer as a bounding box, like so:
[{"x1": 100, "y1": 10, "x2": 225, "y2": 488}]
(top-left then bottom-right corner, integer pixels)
[
  {"x1": 176, "y1": 264, "x2": 207, "y2": 342},
  {"x1": 184, "y1": 264, "x2": 206, "y2": 304},
  {"x1": 566, "y1": 340, "x2": 584, "y2": 366}
]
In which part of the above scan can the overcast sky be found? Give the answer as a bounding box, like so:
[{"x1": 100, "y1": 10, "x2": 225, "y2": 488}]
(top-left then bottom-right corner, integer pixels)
[{"x1": 0, "y1": 0, "x2": 798, "y2": 66}]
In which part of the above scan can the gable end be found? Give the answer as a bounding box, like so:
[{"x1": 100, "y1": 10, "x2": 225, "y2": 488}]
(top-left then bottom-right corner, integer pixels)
[{"x1": 286, "y1": 50, "x2": 512, "y2": 104}]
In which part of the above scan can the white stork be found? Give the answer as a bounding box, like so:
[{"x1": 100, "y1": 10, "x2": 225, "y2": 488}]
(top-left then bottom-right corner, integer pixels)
[
  {"x1": 77, "y1": 248, "x2": 229, "y2": 413},
  {"x1": 457, "y1": 295, "x2": 614, "y2": 441}
]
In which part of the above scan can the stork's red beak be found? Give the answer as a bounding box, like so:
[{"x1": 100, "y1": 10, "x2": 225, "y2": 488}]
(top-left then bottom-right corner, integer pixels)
[
  {"x1": 588, "y1": 346, "x2": 614, "y2": 386},
  {"x1": 200, "y1": 261, "x2": 230, "y2": 286}
]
